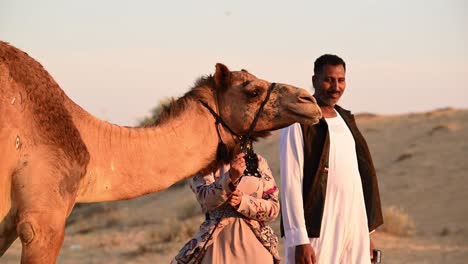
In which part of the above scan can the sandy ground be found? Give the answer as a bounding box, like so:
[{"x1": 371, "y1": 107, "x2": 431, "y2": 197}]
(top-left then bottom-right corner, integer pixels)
[{"x1": 3, "y1": 108, "x2": 468, "y2": 263}]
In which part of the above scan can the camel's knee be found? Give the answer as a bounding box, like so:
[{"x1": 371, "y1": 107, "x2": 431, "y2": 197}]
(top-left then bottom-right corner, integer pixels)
[
  {"x1": 17, "y1": 214, "x2": 66, "y2": 245},
  {"x1": 18, "y1": 221, "x2": 35, "y2": 245}
]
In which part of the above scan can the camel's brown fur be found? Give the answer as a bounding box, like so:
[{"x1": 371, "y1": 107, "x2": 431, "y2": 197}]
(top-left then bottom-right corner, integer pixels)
[
  {"x1": 0, "y1": 43, "x2": 88, "y2": 163},
  {"x1": 0, "y1": 41, "x2": 321, "y2": 263},
  {"x1": 154, "y1": 76, "x2": 215, "y2": 127}
]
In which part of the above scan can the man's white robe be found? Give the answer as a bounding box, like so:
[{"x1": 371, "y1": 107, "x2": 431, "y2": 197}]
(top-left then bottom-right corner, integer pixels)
[{"x1": 280, "y1": 112, "x2": 371, "y2": 264}]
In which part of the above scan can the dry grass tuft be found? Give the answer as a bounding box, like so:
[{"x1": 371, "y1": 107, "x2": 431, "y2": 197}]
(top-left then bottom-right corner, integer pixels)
[
  {"x1": 355, "y1": 112, "x2": 378, "y2": 119},
  {"x1": 395, "y1": 151, "x2": 414, "y2": 162},
  {"x1": 152, "y1": 218, "x2": 200, "y2": 244},
  {"x1": 425, "y1": 107, "x2": 457, "y2": 117},
  {"x1": 124, "y1": 218, "x2": 202, "y2": 257},
  {"x1": 380, "y1": 206, "x2": 416, "y2": 236},
  {"x1": 364, "y1": 127, "x2": 380, "y2": 133},
  {"x1": 177, "y1": 199, "x2": 203, "y2": 220},
  {"x1": 428, "y1": 123, "x2": 460, "y2": 136}
]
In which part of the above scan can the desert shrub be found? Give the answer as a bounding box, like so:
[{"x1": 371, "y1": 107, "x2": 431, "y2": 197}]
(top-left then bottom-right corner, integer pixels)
[
  {"x1": 364, "y1": 127, "x2": 380, "y2": 133},
  {"x1": 160, "y1": 221, "x2": 183, "y2": 242},
  {"x1": 171, "y1": 179, "x2": 189, "y2": 189},
  {"x1": 428, "y1": 123, "x2": 459, "y2": 136},
  {"x1": 380, "y1": 206, "x2": 416, "y2": 236},
  {"x1": 177, "y1": 199, "x2": 202, "y2": 220},
  {"x1": 179, "y1": 219, "x2": 200, "y2": 238},
  {"x1": 150, "y1": 218, "x2": 199, "y2": 244},
  {"x1": 138, "y1": 98, "x2": 173, "y2": 126},
  {"x1": 395, "y1": 152, "x2": 413, "y2": 162}
]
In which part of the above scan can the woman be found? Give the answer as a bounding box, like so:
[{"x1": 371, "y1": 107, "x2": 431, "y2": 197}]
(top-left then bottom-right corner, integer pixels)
[{"x1": 172, "y1": 152, "x2": 280, "y2": 264}]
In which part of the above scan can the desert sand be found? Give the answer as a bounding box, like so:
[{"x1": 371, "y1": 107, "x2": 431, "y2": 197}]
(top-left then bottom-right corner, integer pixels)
[{"x1": 3, "y1": 108, "x2": 467, "y2": 263}]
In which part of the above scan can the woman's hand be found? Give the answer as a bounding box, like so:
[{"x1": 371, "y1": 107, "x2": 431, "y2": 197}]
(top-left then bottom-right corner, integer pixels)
[
  {"x1": 229, "y1": 153, "x2": 246, "y2": 183},
  {"x1": 228, "y1": 189, "x2": 243, "y2": 208}
]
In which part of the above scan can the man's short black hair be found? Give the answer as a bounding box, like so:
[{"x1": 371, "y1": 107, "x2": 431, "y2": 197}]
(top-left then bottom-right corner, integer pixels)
[{"x1": 314, "y1": 54, "x2": 346, "y2": 75}]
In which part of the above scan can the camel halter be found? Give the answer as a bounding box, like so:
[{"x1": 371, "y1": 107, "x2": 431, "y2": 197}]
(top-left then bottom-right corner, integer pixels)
[{"x1": 199, "y1": 82, "x2": 277, "y2": 155}]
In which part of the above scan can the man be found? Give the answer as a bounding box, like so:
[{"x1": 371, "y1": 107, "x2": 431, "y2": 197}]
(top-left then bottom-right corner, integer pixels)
[{"x1": 280, "y1": 54, "x2": 383, "y2": 264}]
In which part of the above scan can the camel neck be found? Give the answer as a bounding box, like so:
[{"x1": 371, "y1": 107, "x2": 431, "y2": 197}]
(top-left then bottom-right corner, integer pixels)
[{"x1": 65, "y1": 99, "x2": 221, "y2": 202}]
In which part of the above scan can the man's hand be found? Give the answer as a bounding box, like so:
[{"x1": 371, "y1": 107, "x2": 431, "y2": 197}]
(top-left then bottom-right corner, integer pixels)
[
  {"x1": 370, "y1": 235, "x2": 375, "y2": 261},
  {"x1": 295, "y1": 244, "x2": 316, "y2": 264},
  {"x1": 229, "y1": 153, "x2": 246, "y2": 183}
]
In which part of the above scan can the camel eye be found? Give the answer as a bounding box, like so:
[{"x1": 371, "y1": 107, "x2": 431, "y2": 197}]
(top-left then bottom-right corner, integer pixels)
[
  {"x1": 245, "y1": 89, "x2": 261, "y2": 98},
  {"x1": 248, "y1": 91, "x2": 259, "y2": 97}
]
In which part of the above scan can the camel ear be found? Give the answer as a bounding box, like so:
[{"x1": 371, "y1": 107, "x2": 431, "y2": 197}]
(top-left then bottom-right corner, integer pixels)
[{"x1": 214, "y1": 63, "x2": 232, "y2": 90}]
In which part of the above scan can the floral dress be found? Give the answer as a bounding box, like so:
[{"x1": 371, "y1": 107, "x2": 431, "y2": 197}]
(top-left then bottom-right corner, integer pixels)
[{"x1": 172, "y1": 155, "x2": 280, "y2": 264}]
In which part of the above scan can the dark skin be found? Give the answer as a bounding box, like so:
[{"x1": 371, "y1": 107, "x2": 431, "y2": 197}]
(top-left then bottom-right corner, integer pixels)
[
  {"x1": 295, "y1": 64, "x2": 375, "y2": 264},
  {"x1": 313, "y1": 64, "x2": 346, "y2": 118}
]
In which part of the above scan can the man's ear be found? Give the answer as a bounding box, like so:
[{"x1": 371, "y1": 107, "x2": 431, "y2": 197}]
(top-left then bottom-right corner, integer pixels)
[{"x1": 214, "y1": 63, "x2": 232, "y2": 90}]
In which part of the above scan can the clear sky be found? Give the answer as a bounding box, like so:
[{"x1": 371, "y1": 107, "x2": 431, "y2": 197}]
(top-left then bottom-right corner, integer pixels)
[{"x1": 1, "y1": 0, "x2": 467, "y2": 125}]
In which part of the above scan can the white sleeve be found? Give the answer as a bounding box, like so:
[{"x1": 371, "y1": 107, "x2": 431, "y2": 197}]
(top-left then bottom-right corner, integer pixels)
[{"x1": 280, "y1": 123, "x2": 310, "y2": 247}]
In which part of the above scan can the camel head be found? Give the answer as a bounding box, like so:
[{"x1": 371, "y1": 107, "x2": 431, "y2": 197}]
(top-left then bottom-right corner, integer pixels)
[{"x1": 212, "y1": 63, "x2": 321, "y2": 138}]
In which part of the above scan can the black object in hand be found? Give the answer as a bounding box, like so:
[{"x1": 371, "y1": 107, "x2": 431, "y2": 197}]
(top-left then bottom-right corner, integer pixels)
[
  {"x1": 371, "y1": 249, "x2": 382, "y2": 263},
  {"x1": 241, "y1": 141, "x2": 260, "y2": 177}
]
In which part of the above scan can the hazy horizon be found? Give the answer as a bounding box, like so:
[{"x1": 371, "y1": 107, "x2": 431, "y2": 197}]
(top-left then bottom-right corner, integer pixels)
[{"x1": 1, "y1": 0, "x2": 467, "y2": 125}]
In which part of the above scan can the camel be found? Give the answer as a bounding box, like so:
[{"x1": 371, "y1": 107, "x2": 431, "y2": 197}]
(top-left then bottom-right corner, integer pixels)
[{"x1": 0, "y1": 41, "x2": 322, "y2": 263}]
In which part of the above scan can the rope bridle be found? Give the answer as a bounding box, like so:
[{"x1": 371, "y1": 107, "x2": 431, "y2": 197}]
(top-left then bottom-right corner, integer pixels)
[{"x1": 199, "y1": 82, "x2": 277, "y2": 154}]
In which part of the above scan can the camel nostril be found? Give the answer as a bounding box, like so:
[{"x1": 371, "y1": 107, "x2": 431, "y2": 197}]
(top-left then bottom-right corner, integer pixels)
[{"x1": 299, "y1": 95, "x2": 316, "y2": 104}]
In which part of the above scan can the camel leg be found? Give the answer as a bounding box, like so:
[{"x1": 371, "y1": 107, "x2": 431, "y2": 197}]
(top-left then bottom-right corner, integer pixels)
[
  {"x1": 0, "y1": 232, "x2": 18, "y2": 257},
  {"x1": 16, "y1": 210, "x2": 66, "y2": 264},
  {"x1": 12, "y1": 158, "x2": 81, "y2": 264},
  {"x1": 0, "y1": 218, "x2": 18, "y2": 257}
]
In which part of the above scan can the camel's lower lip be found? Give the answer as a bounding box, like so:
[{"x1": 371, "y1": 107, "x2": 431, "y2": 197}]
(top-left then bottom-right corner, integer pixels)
[
  {"x1": 293, "y1": 112, "x2": 319, "y2": 120},
  {"x1": 286, "y1": 105, "x2": 322, "y2": 121},
  {"x1": 301, "y1": 116, "x2": 321, "y2": 125}
]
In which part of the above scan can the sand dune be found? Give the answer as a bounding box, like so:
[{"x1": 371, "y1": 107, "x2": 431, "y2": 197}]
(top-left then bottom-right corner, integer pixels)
[{"x1": 3, "y1": 108, "x2": 467, "y2": 263}]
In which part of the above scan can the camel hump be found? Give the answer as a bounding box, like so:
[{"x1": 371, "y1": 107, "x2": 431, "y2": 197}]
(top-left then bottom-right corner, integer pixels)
[
  {"x1": 0, "y1": 41, "x2": 58, "y2": 91},
  {"x1": 0, "y1": 42, "x2": 89, "y2": 165}
]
